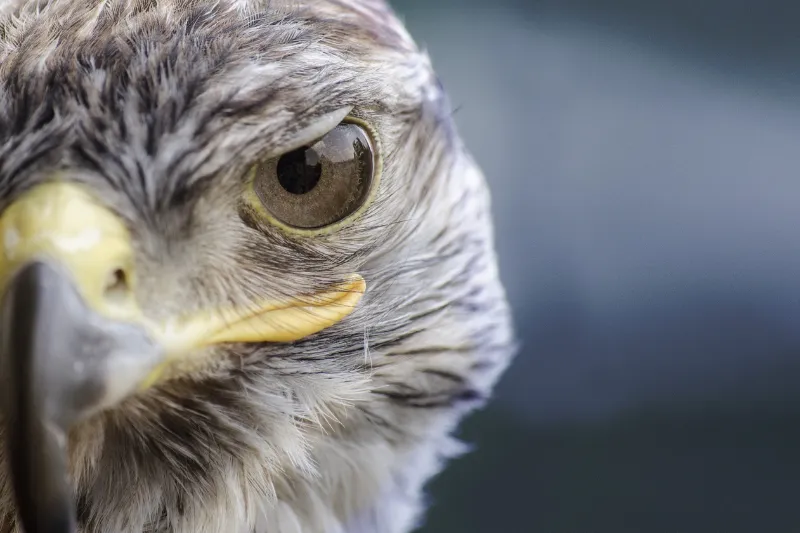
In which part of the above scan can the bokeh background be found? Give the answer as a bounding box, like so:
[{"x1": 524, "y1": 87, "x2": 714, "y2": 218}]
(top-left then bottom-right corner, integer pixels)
[{"x1": 390, "y1": 1, "x2": 800, "y2": 531}]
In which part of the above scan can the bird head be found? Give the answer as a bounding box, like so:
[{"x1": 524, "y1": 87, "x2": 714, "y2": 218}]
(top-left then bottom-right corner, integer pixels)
[{"x1": 0, "y1": 1, "x2": 514, "y2": 532}]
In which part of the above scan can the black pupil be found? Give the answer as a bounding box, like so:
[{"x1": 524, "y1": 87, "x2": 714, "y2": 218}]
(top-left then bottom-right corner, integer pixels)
[{"x1": 276, "y1": 147, "x2": 322, "y2": 195}]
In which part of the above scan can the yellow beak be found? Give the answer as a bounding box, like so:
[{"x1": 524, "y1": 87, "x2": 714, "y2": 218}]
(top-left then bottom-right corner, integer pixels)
[
  {"x1": 0, "y1": 182, "x2": 365, "y2": 392},
  {"x1": 0, "y1": 182, "x2": 367, "y2": 533}
]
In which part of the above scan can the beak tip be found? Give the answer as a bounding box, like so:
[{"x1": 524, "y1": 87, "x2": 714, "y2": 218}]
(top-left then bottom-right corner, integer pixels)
[{"x1": 0, "y1": 260, "x2": 159, "y2": 533}]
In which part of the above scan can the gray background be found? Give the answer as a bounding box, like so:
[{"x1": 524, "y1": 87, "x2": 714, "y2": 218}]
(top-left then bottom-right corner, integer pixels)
[{"x1": 391, "y1": 1, "x2": 800, "y2": 531}]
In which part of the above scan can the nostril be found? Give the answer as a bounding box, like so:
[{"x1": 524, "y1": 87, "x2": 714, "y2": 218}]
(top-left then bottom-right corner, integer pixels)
[{"x1": 103, "y1": 268, "x2": 130, "y2": 305}]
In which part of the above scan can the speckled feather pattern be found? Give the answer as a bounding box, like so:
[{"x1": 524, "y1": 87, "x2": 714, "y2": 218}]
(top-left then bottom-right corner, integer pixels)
[{"x1": 0, "y1": 1, "x2": 515, "y2": 532}]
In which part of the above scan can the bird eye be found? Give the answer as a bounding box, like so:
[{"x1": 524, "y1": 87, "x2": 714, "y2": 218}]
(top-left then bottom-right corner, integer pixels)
[{"x1": 251, "y1": 121, "x2": 378, "y2": 230}]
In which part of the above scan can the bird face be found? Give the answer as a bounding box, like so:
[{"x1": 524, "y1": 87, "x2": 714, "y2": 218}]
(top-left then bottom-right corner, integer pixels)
[{"x1": 0, "y1": 1, "x2": 514, "y2": 532}]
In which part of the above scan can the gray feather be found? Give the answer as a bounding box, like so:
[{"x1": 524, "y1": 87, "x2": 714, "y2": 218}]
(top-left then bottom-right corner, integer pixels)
[{"x1": 0, "y1": 1, "x2": 515, "y2": 531}]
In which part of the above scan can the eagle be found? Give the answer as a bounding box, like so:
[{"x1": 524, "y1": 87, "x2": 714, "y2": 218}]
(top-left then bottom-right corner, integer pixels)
[{"x1": 0, "y1": 1, "x2": 515, "y2": 532}]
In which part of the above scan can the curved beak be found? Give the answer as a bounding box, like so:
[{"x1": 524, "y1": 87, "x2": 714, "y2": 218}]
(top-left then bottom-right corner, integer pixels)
[
  {"x1": 1, "y1": 261, "x2": 158, "y2": 533},
  {"x1": 0, "y1": 182, "x2": 365, "y2": 533}
]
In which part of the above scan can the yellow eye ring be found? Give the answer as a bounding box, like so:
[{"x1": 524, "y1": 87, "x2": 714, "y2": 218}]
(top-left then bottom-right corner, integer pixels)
[{"x1": 242, "y1": 116, "x2": 383, "y2": 237}]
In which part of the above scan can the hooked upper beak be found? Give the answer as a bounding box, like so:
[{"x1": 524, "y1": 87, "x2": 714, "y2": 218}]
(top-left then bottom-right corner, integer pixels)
[{"x1": 0, "y1": 182, "x2": 365, "y2": 533}]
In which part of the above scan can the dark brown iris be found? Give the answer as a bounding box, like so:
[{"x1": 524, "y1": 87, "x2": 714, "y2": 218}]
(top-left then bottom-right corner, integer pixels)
[{"x1": 254, "y1": 122, "x2": 376, "y2": 229}]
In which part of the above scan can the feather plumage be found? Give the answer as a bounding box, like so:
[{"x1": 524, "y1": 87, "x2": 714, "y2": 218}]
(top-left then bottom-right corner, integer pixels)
[{"x1": 0, "y1": 1, "x2": 515, "y2": 531}]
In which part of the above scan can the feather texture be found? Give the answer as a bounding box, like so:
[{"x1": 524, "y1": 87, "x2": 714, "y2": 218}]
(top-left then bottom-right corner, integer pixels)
[{"x1": 0, "y1": 1, "x2": 515, "y2": 531}]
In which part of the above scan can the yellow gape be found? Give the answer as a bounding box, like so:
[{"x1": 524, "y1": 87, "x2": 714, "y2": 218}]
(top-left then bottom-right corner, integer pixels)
[{"x1": 0, "y1": 182, "x2": 366, "y2": 390}]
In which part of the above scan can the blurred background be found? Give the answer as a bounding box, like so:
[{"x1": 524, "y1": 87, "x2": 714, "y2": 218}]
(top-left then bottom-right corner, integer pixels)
[{"x1": 390, "y1": 1, "x2": 800, "y2": 531}]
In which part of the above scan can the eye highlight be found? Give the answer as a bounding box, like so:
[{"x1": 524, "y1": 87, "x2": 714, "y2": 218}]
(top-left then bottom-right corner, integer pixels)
[{"x1": 250, "y1": 120, "x2": 379, "y2": 232}]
